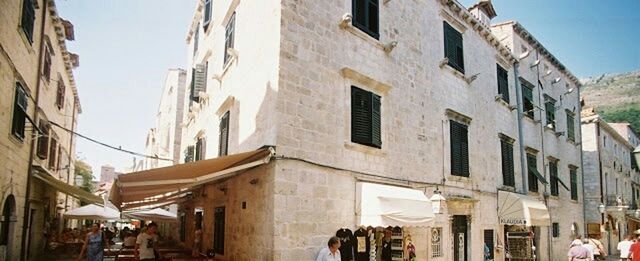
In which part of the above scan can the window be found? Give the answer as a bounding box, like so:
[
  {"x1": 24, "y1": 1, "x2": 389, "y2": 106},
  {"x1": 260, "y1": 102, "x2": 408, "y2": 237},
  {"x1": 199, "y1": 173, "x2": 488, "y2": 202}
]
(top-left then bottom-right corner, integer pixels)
[
  {"x1": 195, "y1": 137, "x2": 206, "y2": 161},
  {"x1": 191, "y1": 63, "x2": 207, "y2": 102},
  {"x1": 224, "y1": 13, "x2": 236, "y2": 66},
  {"x1": 522, "y1": 83, "x2": 534, "y2": 118},
  {"x1": 351, "y1": 86, "x2": 382, "y2": 148},
  {"x1": 550, "y1": 161, "x2": 559, "y2": 196},
  {"x1": 219, "y1": 111, "x2": 229, "y2": 156},
  {"x1": 36, "y1": 122, "x2": 50, "y2": 159},
  {"x1": 497, "y1": 65, "x2": 509, "y2": 103},
  {"x1": 43, "y1": 48, "x2": 51, "y2": 82},
  {"x1": 431, "y1": 227, "x2": 443, "y2": 258},
  {"x1": 56, "y1": 79, "x2": 65, "y2": 109},
  {"x1": 193, "y1": 23, "x2": 199, "y2": 55},
  {"x1": 500, "y1": 137, "x2": 515, "y2": 187},
  {"x1": 48, "y1": 138, "x2": 57, "y2": 170},
  {"x1": 570, "y1": 167, "x2": 578, "y2": 200},
  {"x1": 184, "y1": 145, "x2": 195, "y2": 163},
  {"x1": 203, "y1": 0, "x2": 212, "y2": 30},
  {"x1": 527, "y1": 153, "x2": 538, "y2": 192},
  {"x1": 567, "y1": 112, "x2": 575, "y2": 142},
  {"x1": 450, "y1": 121, "x2": 469, "y2": 177},
  {"x1": 544, "y1": 95, "x2": 556, "y2": 129},
  {"x1": 352, "y1": 0, "x2": 379, "y2": 39},
  {"x1": 213, "y1": 206, "x2": 225, "y2": 255},
  {"x1": 552, "y1": 223, "x2": 560, "y2": 238},
  {"x1": 483, "y1": 230, "x2": 494, "y2": 260},
  {"x1": 443, "y1": 22, "x2": 464, "y2": 73},
  {"x1": 12, "y1": 83, "x2": 28, "y2": 140},
  {"x1": 21, "y1": 0, "x2": 35, "y2": 43},
  {"x1": 179, "y1": 213, "x2": 186, "y2": 242}
]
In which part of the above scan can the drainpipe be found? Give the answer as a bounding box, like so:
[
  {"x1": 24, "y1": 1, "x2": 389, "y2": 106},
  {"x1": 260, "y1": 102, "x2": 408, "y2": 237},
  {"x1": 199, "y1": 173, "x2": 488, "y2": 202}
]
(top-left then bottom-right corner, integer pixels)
[
  {"x1": 21, "y1": 0, "x2": 48, "y2": 260},
  {"x1": 513, "y1": 63, "x2": 528, "y2": 193},
  {"x1": 63, "y1": 98, "x2": 77, "y2": 224}
]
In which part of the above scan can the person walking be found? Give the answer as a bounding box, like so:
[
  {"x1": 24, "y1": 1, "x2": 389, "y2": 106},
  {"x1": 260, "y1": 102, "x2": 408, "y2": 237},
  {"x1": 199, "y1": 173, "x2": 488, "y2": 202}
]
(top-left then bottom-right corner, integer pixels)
[
  {"x1": 619, "y1": 234, "x2": 634, "y2": 261},
  {"x1": 77, "y1": 223, "x2": 111, "y2": 261},
  {"x1": 567, "y1": 240, "x2": 592, "y2": 261},
  {"x1": 136, "y1": 222, "x2": 162, "y2": 261},
  {"x1": 588, "y1": 235, "x2": 607, "y2": 260},
  {"x1": 316, "y1": 236, "x2": 342, "y2": 261},
  {"x1": 628, "y1": 236, "x2": 640, "y2": 261}
]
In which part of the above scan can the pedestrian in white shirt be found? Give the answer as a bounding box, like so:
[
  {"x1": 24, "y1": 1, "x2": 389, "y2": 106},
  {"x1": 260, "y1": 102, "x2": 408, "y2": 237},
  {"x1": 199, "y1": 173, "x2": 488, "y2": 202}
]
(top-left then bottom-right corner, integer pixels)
[
  {"x1": 618, "y1": 234, "x2": 634, "y2": 261},
  {"x1": 316, "y1": 236, "x2": 341, "y2": 261},
  {"x1": 582, "y1": 238, "x2": 596, "y2": 260}
]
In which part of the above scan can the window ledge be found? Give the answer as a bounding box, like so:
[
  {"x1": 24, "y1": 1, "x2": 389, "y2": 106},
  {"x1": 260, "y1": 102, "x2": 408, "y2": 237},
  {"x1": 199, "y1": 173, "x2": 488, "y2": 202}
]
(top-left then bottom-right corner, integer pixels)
[
  {"x1": 344, "y1": 142, "x2": 386, "y2": 157},
  {"x1": 339, "y1": 17, "x2": 387, "y2": 52},
  {"x1": 448, "y1": 175, "x2": 472, "y2": 183},
  {"x1": 566, "y1": 138, "x2": 577, "y2": 145},
  {"x1": 16, "y1": 27, "x2": 35, "y2": 53},
  {"x1": 440, "y1": 63, "x2": 469, "y2": 84},
  {"x1": 495, "y1": 97, "x2": 515, "y2": 111},
  {"x1": 8, "y1": 133, "x2": 25, "y2": 146},
  {"x1": 523, "y1": 115, "x2": 538, "y2": 125},
  {"x1": 499, "y1": 185, "x2": 516, "y2": 192}
]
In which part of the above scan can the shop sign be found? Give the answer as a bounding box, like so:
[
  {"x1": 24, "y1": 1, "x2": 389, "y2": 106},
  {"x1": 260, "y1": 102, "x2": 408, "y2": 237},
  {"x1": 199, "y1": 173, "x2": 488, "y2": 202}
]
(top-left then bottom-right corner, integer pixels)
[{"x1": 500, "y1": 218, "x2": 527, "y2": 225}]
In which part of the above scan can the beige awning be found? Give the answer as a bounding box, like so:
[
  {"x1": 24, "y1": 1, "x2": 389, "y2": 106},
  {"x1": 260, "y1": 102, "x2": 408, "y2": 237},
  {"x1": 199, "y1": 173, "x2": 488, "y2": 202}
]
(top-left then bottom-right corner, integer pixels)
[
  {"x1": 110, "y1": 147, "x2": 274, "y2": 210},
  {"x1": 356, "y1": 182, "x2": 434, "y2": 227},
  {"x1": 32, "y1": 165, "x2": 102, "y2": 205},
  {"x1": 498, "y1": 190, "x2": 550, "y2": 227}
]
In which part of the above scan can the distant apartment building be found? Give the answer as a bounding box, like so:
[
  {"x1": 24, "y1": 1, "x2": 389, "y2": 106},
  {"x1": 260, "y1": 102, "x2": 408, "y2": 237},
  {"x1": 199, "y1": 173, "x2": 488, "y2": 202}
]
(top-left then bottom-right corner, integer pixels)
[
  {"x1": 142, "y1": 69, "x2": 187, "y2": 170},
  {"x1": 581, "y1": 111, "x2": 640, "y2": 256}
]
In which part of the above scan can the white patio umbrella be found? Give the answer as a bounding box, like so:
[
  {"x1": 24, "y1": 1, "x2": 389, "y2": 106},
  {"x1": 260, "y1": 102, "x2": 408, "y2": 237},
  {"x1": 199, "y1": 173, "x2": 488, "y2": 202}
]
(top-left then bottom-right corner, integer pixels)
[
  {"x1": 64, "y1": 204, "x2": 121, "y2": 220},
  {"x1": 126, "y1": 208, "x2": 178, "y2": 223}
]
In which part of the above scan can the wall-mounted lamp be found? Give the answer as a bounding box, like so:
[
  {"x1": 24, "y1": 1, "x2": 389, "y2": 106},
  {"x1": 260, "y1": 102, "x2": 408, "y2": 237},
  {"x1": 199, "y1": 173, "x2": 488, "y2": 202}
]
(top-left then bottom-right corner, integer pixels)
[
  {"x1": 429, "y1": 189, "x2": 446, "y2": 214},
  {"x1": 598, "y1": 203, "x2": 605, "y2": 214}
]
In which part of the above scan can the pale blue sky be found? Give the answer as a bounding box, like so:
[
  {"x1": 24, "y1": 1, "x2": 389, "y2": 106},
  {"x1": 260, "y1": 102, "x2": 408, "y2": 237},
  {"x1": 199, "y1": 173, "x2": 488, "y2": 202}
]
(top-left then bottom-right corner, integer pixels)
[{"x1": 56, "y1": 1, "x2": 639, "y2": 179}]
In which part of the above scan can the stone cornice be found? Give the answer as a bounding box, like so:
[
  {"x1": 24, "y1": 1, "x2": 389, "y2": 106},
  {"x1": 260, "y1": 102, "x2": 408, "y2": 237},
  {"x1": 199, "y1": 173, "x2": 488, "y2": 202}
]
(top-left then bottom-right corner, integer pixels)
[{"x1": 437, "y1": 0, "x2": 517, "y2": 64}]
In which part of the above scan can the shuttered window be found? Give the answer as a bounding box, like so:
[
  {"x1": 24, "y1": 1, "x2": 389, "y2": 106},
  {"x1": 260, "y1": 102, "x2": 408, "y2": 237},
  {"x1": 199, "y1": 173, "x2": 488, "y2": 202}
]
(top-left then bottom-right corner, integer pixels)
[
  {"x1": 12, "y1": 83, "x2": 28, "y2": 140},
  {"x1": 545, "y1": 95, "x2": 556, "y2": 129},
  {"x1": 213, "y1": 206, "x2": 225, "y2": 255},
  {"x1": 203, "y1": 0, "x2": 212, "y2": 30},
  {"x1": 567, "y1": 113, "x2": 575, "y2": 142},
  {"x1": 37, "y1": 122, "x2": 50, "y2": 159},
  {"x1": 450, "y1": 121, "x2": 469, "y2": 177},
  {"x1": 48, "y1": 138, "x2": 58, "y2": 170},
  {"x1": 352, "y1": 0, "x2": 379, "y2": 39},
  {"x1": 43, "y1": 48, "x2": 51, "y2": 82},
  {"x1": 552, "y1": 223, "x2": 560, "y2": 237},
  {"x1": 224, "y1": 13, "x2": 236, "y2": 66},
  {"x1": 351, "y1": 86, "x2": 382, "y2": 148},
  {"x1": 219, "y1": 112, "x2": 230, "y2": 156},
  {"x1": 443, "y1": 22, "x2": 464, "y2": 73},
  {"x1": 195, "y1": 137, "x2": 206, "y2": 161},
  {"x1": 185, "y1": 146, "x2": 195, "y2": 163},
  {"x1": 500, "y1": 138, "x2": 515, "y2": 187},
  {"x1": 550, "y1": 161, "x2": 559, "y2": 196},
  {"x1": 21, "y1": 0, "x2": 35, "y2": 44},
  {"x1": 522, "y1": 84, "x2": 534, "y2": 118},
  {"x1": 527, "y1": 153, "x2": 538, "y2": 192},
  {"x1": 497, "y1": 65, "x2": 509, "y2": 103},
  {"x1": 570, "y1": 167, "x2": 578, "y2": 200},
  {"x1": 483, "y1": 230, "x2": 494, "y2": 259},
  {"x1": 56, "y1": 79, "x2": 65, "y2": 109},
  {"x1": 192, "y1": 63, "x2": 207, "y2": 102}
]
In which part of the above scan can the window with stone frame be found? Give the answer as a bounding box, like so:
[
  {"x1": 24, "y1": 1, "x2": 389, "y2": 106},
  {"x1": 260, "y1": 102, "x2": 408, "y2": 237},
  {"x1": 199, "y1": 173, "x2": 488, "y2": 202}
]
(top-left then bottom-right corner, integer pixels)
[
  {"x1": 352, "y1": 0, "x2": 379, "y2": 39},
  {"x1": 544, "y1": 95, "x2": 556, "y2": 129},
  {"x1": 552, "y1": 223, "x2": 560, "y2": 237},
  {"x1": 549, "y1": 160, "x2": 559, "y2": 196},
  {"x1": 224, "y1": 13, "x2": 236, "y2": 66},
  {"x1": 351, "y1": 86, "x2": 382, "y2": 148},
  {"x1": 36, "y1": 121, "x2": 50, "y2": 159},
  {"x1": 213, "y1": 206, "x2": 225, "y2": 255},
  {"x1": 570, "y1": 166, "x2": 578, "y2": 200},
  {"x1": 193, "y1": 23, "x2": 199, "y2": 56},
  {"x1": 443, "y1": 21, "x2": 464, "y2": 73},
  {"x1": 450, "y1": 120, "x2": 469, "y2": 177},
  {"x1": 21, "y1": 0, "x2": 36, "y2": 44},
  {"x1": 219, "y1": 111, "x2": 230, "y2": 156},
  {"x1": 497, "y1": 64, "x2": 509, "y2": 103},
  {"x1": 56, "y1": 78, "x2": 65, "y2": 110},
  {"x1": 203, "y1": 0, "x2": 212, "y2": 30},
  {"x1": 12, "y1": 83, "x2": 28, "y2": 140},
  {"x1": 566, "y1": 111, "x2": 575, "y2": 142},
  {"x1": 522, "y1": 83, "x2": 535, "y2": 119},
  {"x1": 500, "y1": 135, "x2": 515, "y2": 187},
  {"x1": 48, "y1": 137, "x2": 58, "y2": 170},
  {"x1": 43, "y1": 47, "x2": 52, "y2": 82},
  {"x1": 527, "y1": 153, "x2": 539, "y2": 192},
  {"x1": 195, "y1": 137, "x2": 206, "y2": 161}
]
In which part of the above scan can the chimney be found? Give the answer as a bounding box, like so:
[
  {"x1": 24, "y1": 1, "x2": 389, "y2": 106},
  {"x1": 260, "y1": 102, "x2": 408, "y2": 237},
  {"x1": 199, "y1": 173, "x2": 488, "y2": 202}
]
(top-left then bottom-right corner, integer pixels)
[{"x1": 468, "y1": 0, "x2": 497, "y2": 27}]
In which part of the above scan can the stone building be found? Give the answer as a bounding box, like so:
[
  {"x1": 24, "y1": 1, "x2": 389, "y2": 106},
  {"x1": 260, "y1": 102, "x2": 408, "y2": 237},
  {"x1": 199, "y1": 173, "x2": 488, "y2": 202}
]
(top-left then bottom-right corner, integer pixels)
[
  {"x1": 142, "y1": 68, "x2": 187, "y2": 170},
  {"x1": 112, "y1": 0, "x2": 583, "y2": 260},
  {"x1": 0, "y1": 0, "x2": 92, "y2": 260},
  {"x1": 581, "y1": 112, "x2": 640, "y2": 256}
]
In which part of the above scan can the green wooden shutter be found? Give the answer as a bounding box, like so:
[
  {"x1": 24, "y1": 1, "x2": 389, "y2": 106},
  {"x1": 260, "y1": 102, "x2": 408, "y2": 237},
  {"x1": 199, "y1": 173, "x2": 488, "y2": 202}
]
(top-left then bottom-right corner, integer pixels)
[
  {"x1": 545, "y1": 96, "x2": 556, "y2": 128},
  {"x1": 352, "y1": 0, "x2": 379, "y2": 39},
  {"x1": 527, "y1": 154, "x2": 538, "y2": 192},
  {"x1": 567, "y1": 113, "x2": 575, "y2": 141},
  {"x1": 224, "y1": 13, "x2": 236, "y2": 66},
  {"x1": 351, "y1": 86, "x2": 372, "y2": 145},
  {"x1": 497, "y1": 65, "x2": 510, "y2": 103},
  {"x1": 371, "y1": 93, "x2": 382, "y2": 148},
  {"x1": 193, "y1": 63, "x2": 207, "y2": 99},
  {"x1": 550, "y1": 161, "x2": 558, "y2": 196},
  {"x1": 570, "y1": 168, "x2": 578, "y2": 200},
  {"x1": 21, "y1": 0, "x2": 35, "y2": 43},
  {"x1": 12, "y1": 84, "x2": 28, "y2": 139},
  {"x1": 450, "y1": 121, "x2": 469, "y2": 177},
  {"x1": 501, "y1": 139, "x2": 515, "y2": 187},
  {"x1": 219, "y1": 112, "x2": 229, "y2": 156},
  {"x1": 443, "y1": 22, "x2": 464, "y2": 73},
  {"x1": 214, "y1": 206, "x2": 225, "y2": 255},
  {"x1": 190, "y1": 68, "x2": 197, "y2": 102}
]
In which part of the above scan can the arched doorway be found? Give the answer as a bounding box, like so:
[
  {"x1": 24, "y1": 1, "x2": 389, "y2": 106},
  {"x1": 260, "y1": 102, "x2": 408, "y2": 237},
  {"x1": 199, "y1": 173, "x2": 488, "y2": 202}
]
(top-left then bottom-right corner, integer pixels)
[{"x1": 1, "y1": 195, "x2": 17, "y2": 260}]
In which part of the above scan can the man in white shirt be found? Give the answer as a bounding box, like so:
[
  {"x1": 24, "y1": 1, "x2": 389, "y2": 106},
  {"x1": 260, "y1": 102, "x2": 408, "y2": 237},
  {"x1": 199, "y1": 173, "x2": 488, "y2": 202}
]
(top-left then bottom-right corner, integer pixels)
[
  {"x1": 618, "y1": 234, "x2": 634, "y2": 261},
  {"x1": 582, "y1": 238, "x2": 596, "y2": 260},
  {"x1": 316, "y1": 236, "x2": 341, "y2": 261},
  {"x1": 136, "y1": 223, "x2": 161, "y2": 261}
]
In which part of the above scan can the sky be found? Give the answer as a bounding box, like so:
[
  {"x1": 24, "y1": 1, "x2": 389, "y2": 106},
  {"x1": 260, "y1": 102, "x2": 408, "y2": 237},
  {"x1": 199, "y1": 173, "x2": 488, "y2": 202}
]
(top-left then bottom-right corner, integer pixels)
[{"x1": 55, "y1": 1, "x2": 639, "y2": 180}]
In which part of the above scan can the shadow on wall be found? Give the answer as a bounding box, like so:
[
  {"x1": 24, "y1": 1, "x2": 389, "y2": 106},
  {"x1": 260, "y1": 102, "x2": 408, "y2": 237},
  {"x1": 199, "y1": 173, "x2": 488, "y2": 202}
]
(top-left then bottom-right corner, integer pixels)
[{"x1": 233, "y1": 81, "x2": 277, "y2": 152}]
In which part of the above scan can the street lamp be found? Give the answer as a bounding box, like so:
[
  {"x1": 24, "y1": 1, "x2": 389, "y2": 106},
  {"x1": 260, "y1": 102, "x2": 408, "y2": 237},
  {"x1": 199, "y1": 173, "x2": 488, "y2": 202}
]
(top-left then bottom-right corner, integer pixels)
[
  {"x1": 430, "y1": 189, "x2": 446, "y2": 214},
  {"x1": 598, "y1": 203, "x2": 606, "y2": 214}
]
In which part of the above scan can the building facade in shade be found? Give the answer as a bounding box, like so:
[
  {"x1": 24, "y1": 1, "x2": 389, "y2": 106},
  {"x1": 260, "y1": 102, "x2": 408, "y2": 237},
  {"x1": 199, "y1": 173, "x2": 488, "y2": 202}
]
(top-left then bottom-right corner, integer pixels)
[
  {"x1": 0, "y1": 0, "x2": 84, "y2": 260},
  {"x1": 581, "y1": 111, "x2": 640, "y2": 256},
  {"x1": 142, "y1": 69, "x2": 187, "y2": 170},
  {"x1": 142, "y1": 0, "x2": 582, "y2": 260}
]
